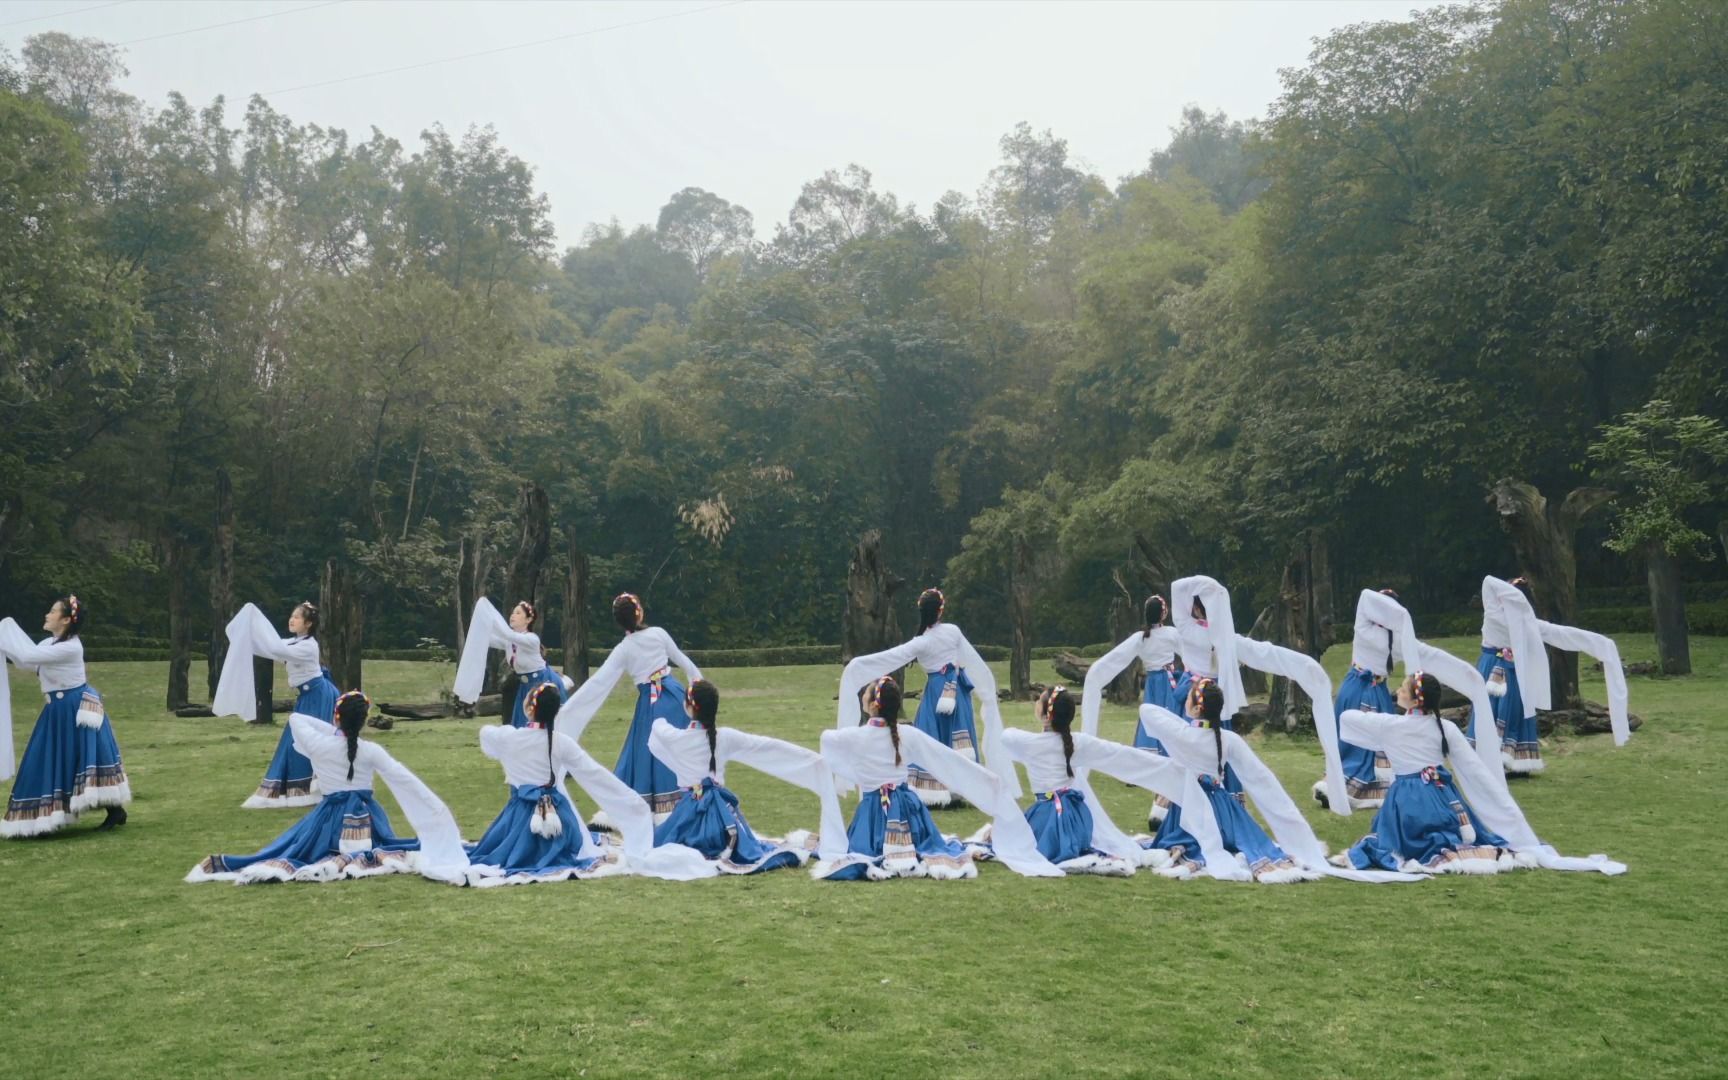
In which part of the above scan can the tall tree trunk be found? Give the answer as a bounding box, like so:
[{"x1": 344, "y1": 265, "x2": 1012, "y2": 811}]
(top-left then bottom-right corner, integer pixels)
[
  {"x1": 1240, "y1": 605, "x2": 1272, "y2": 697},
  {"x1": 320, "y1": 559, "x2": 364, "y2": 692},
  {"x1": 1487, "y1": 479, "x2": 1615, "y2": 706},
  {"x1": 1263, "y1": 531, "x2": 1333, "y2": 733},
  {"x1": 0, "y1": 493, "x2": 22, "y2": 583},
  {"x1": 562, "y1": 536, "x2": 591, "y2": 687},
  {"x1": 1104, "y1": 593, "x2": 1141, "y2": 705},
  {"x1": 841, "y1": 530, "x2": 904, "y2": 664},
  {"x1": 1646, "y1": 542, "x2": 1691, "y2": 675},
  {"x1": 164, "y1": 531, "x2": 192, "y2": 710},
  {"x1": 252, "y1": 655, "x2": 274, "y2": 725},
  {"x1": 500, "y1": 483, "x2": 552, "y2": 722},
  {"x1": 206, "y1": 467, "x2": 234, "y2": 701},
  {"x1": 1008, "y1": 535, "x2": 1033, "y2": 699}
]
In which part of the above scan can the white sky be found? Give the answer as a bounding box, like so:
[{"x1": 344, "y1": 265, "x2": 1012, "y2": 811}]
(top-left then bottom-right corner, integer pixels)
[{"x1": 2, "y1": 0, "x2": 1447, "y2": 248}]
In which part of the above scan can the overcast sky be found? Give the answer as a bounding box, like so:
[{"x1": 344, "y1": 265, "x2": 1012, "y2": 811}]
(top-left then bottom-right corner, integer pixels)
[{"x1": 2, "y1": 0, "x2": 1448, "y2": 248}]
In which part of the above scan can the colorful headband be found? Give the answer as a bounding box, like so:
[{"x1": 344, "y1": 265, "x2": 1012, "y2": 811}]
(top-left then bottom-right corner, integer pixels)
[
  {"x1": 615, "y1": 592, "x2": 644, "y2": 622},
  {"x1": 67, "y1": 595, "x2": 80, "y2": 620},
  {"x1": 335, "y1": 689, "x2": 370, "y2": 712},
  {"x1": 1509, "y1": 576, "x2": 1527, "y2": 588},
  {"x1": 300, "y1": 600, "x2": 318, "y2": 613},
  {"x1": 1410, "y1": 671, "x2": 1427, "y2": 711},
  {"x1": 921, "y1": 588, "x2": 945, "y2": 614},
  {"x1": 517, "y1": 600, "x2": 536, "y2": 620},
  {"x1": 866, "y1": 675, "x2": 898, "y2": 709}
]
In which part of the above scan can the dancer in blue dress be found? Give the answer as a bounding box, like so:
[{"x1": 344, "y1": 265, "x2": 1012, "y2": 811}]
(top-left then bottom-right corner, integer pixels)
[
  {"x1": 186, "y1": 692, "x2": 468, "y2": 884},
  {"x1": 1080, "y1": 595, "x2": 1182, "y2": 752},
  {"x1": 555, "y1": 593, "x2": 704, "y2": 822},
  {"x1": 1311, "y1": 589, "x2": 1421, "y2": 810},
  {"x1": 212, "y1": 601, "x2": 340, "y2": 808},
  {"x1": 1471, "y1": 576, "x2": 1551, "y2": 774},
  {"x1": 814, "y1": 676, "x2": 1058, "y2": 881},
  {"x1": 1335, "y1": 671, "x2": 1626, "y2": 876},
  {"x1": 648, "y1": 679, "x2": 846, "y2": 874},
  {"x1": 835, "y1": 588, "x2": 1017, "y2": 808},
  {"x1": 0, "y1": 596, "x2": 131, "y2": 836},
  {"x1": 453, "y1": 597, "x2": 566, "y2": 729}
]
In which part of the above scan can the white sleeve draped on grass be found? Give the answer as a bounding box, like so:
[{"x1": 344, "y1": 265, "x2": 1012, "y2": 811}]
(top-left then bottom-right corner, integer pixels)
[
  {"x1": 211, "y1": 603, "x2": 305, "y2": 720},
  {"x1": 1536, "y1": 619, "x2": 1631, "y2": 745},
  {"x1": 1068, "y1": 731, "x2": 1234, "y2": 871},
  {"x1": 553, "y1": 731, "x2": 716, "y2": 880},
  {"x1": 715, "y1": 727, "x2": 849, "y2": 862},
  {"x1": 1232, "y1": 635, "x2": 1350, "y2": 817}
]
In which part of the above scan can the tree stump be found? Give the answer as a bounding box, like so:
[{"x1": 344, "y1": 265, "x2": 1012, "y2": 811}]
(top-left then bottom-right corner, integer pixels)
[
  {"x1": 321, "y1": 558, "x2": 364, "y2": 692},
  {"x1": 1104, "y1": 594, "x2": 1142, "y2": 706},
  {"x1": 207, "y1": 466, "x2": 234, "y2": 702},
  {"x1": 1052, "y1": 652, "x2": 1090, "y2": 684}
]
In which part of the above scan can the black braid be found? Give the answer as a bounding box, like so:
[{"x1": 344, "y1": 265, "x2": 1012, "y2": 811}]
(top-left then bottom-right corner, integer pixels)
[
  {"x1": 687, "y1": 680, "x2": 721, "y2": 773},
  {"x1": 1046, "y1": 687, "x2": 1077, "y2": 777},
  {"x1": 1142, "y1": 595, "x2": 1166, "y2": 638},
  {"x1": 335, "y1": 695, "x2": 368, "y2": 780},
  {"x1": 1412, "y1": 672, "x2": 1447, "y2": 759},
  {"x1": 870, "y1": 678, "x2": 904, "y2": 765},
  {"x1": 917, "y1": 589, "x2": 944, "y2": 634},
  {"x1": 530, "y1": 683, "x2": 563, "y2": 786},
  {"x1": 1194, "y1": 681, "x2": 1226, "y2": 781}
]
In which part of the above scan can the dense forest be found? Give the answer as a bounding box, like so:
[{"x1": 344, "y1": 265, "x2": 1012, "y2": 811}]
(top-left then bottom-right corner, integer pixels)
[{"x1": 3, "y1": 0, "x2": 1726, "y2": 698}]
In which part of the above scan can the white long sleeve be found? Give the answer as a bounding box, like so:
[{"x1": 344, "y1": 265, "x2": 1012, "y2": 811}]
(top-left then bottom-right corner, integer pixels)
[
  {"x1": 1536, "y1": 620, "x2": 1630, "y2": 746},
  {"x1": 1351, "y1": 589, "x2": 1422, "y2": 676},
  {"x1": 551, "y1": 645, "x2": 629, "y2": 744},
  {"x1": 453, "y1": 598, "x2": 547, "y2": 703},
  {"x1": 0, "y1": 652, "x2": 12, "y2": 781},
  {"x1": 720, "y1": 727, "x2": 848, "y2": 862},
  {"x1": 1410, "y1": 639, "x2": 1505, "y2": 784},
  {"x1": 1234, "y1": 635, "x2": 1349, "y2": 817},
  {"x1": 835, "y1": 638, "x2": 930, "y2": 730},
  {"x1": 550, "y1": 731, "x2": 716, "y2": 880},
  {"x1": 897, "y1": 726, "x2": 1057, "y2": 877},
  {"x1": 953, "y1": 634, "x2": 1019, "y2": 797},
  {"x1": 369, "y1": 745, "x2": 470, "y2": 883},
  {"x1": 212, "y1": 604, "x2": 323, "y2": 720},
  {"x1": 1481, "y1": 577, "x2": 1551, "y2": 714},
  {"x1": 1079, "y1": 630, "x2": 1178, "y2": 737},
  {"x1": 1070, "y1": 733, "x2": 1231, "y2": 870},
  {"x1": 1172, "y1": 576, "x2": 1245, "y2": 719},
  {"x1": 0, "y1": 619, "x2": 88, "y2": 692}
]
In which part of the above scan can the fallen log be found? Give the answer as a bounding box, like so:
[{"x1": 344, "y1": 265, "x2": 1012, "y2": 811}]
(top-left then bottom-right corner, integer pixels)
[{"x1": 376, "y1": 695, "x2": 502, "y2": 720}]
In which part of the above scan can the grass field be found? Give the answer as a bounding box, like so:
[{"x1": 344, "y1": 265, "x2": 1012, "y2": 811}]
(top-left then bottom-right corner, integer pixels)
[{"x1": 2, "y1": 635, "x2": 1724, "y2": 1078}]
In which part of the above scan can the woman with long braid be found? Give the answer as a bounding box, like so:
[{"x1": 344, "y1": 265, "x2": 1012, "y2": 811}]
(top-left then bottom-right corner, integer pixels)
[
  {"x1": 1080, "y1": 594, "x2": 1183, "y2": 754},
  {"x1": 648, "y1": 680, "x2": 847, "y2": 874},
  {"x1": 187, "y1": 692, "x2": 467, "y2": 884},
  {"x1": 212, "y1": 600, "x2": 341, "y2": 807}
]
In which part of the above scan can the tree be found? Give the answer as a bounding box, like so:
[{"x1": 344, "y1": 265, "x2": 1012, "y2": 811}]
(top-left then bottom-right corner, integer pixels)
[
  {"x1": 1589, "y1": 400, "x2": 1728, "y2": 675},
  {"x1": 655, "y1": 187, "x2": 753, "y2": 279},
  {"x1": 1144, "y1": 106, "x2": 1266, "y2": 213}
]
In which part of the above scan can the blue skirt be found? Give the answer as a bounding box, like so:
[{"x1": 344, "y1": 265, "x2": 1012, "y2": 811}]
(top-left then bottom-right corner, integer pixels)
[
  {"x1": 246, "y1": 670, "x2": 339, "y2": 808},
  {"x1": 817, "y1": 783, "x2": 981, "y2": 880},
  {"x1": 465, "y1": 783, "x2": 617, "y2": 884},
  {"x1": 907, "y1": 665, "x2": 978, "y2": 805},
  {"x1": 2, "y1": 685, "x2": 130, "y2": 837},
  {"x1": 1024, "y1": 788, "x2": 1114, "y2": 864},
  {"x1": 1471, "y1": 647, "x2": 1542, "y2": 771},
  {"x1": 1347, "y1": 768, "x2": 1512, "y2": 873},
  {"x1": 613, "y1": 676, "x2": 686, "y2": 816},
  {"x1": 509, "y1": 664, "x2": 566, "y2": 729},
  {"x1": 654, "y1": 778, "x2": 805, "y2": 874},
  {"x1": 1145, "y1": 772, "x2": 1298, "y2": 879},
  {"x1": 188, "y1": 788, "x2": 421, "y2": 883},
  {"x1": 1333, "y1": 667, "x2": 1394, "y2": 804},
  {"x1": 1134, "y1": 667, "x2": 1185, "y2": 753}
]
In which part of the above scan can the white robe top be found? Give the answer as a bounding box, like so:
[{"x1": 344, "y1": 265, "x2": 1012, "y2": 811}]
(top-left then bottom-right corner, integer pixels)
[
  {"x1": 1349, "y1": 589, "x2": 1422, "y2": 677},
  {"x1": 553, "y1": 625, "x2": 704, "y2": 742},
  {"x1": 211, "y1": 603, "x2": 325, "y2": 721},
  {"x1": 647, "y1": 718, "x2": 847, "y2": 860},
  {"x1": 1535, "y1": 619, "x2": 1630, "y2": 745},
  {"x1": 998, "y1": 727, "x2": 1230, "y2": 870},
  {"x1": 476, "y1": 722, "x2": 718, "y2": 881},
  {"x1": 453, "y1": 598, "x2": 560, "y2": 704},
  {"x1": 819, "y1": 723, "x2": 1059, "y2": 877},
  {"x1": 1338, "y1": 709, "x2": 1625, "y2": 875},
  {"x1": 1480, "y1": 577, "x2": 1551, "y2": 715},
  {"x1": 0, "y1": 619, "x2": 89, "y2": 692},
  {"x1": 1171, "y1": 576, "x2": 1245, "y2": 720},
  {"x1": 1079, "y1": 628, "x2": 1180, "y2": 737},
  {"x1": 835, "y1": 622, "x2": 1017, "y2": 796},
  {"x1": 287, "y1": 713, "x2": 469, "y2": 881}
]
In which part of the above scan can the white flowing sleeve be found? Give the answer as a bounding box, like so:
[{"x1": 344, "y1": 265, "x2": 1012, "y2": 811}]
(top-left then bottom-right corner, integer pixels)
[
  {"x1": 551, "y1": 644, "x2": 629, "y2": 744},
  {"x1": 954, "y1": 630, "x2": 1021, "y2": 798},
  {"x1": 1536, "y1": 620, "x2": 1630, "y2": 746},
  {"x1": 835, "y1": 638, "x2": 927, "y2": 730},
  {"x1": 1137, "y1": 702, "x2": 1190, "y2": 745},
  {"x1": 1483, "y1": 578, "x2": 1550, "y2": 713},
  {"x1": 720, "y1": 728, "x2": 848, "y2": 861},
  {"x1": 1439, "y1": 719, "x2": 1626, "y2": 875},
  {"x1": 0, "y1": 617, "x2": 55, "y2": 668},
  {"x1": 1069, "y1": 733, "x2": 1222, "y2": 866},
  {"x1": 287, "y1": 712, "x2": 338, "y2": 759},
  {"x1": 1354, "y1": 589, "x2": 1422, "y2": 673},
  {"x1": 818, "y1": 729, "x2": 869, "y2": 789},
  {"x1": 1172, "y1": 575, "x2": 1245, "y2": 718},
  {"x1": 1219, "y1": 732, "x2": 1328, "y2": 867},
  {"x1": 453, "y1": 598, "x2": 511, "y2": 704},
  {"x1": 368, "y1": 744, "x2": 470, "y2": 883},
  {"x1": 659, "y1": 629, "x2": 704, "y2": 686},
  {"x1": 212, "y1": 604, "x2": 298, "y2": 720},
  {"x1": 553, "y1": 733, "x2": 716, "y2": 880},
  {"x1": 478, "y1": 723, "x2": 512, "y2": 762},
  {"x1": 1411, "y1": 640, "x2": 1503, "y2": 782},
  {"x1": 0, "y1": 652, "x2": 12, "y2": 781},
  {"x1": 1234, "y1": 636, "x2": 1349, "y2": 817},
  {"x1": 1338, "y1": 710, "x2": 1393, "y2": 751},
  {"x1": 899, "y1": 726, "x2": 1059, "y2": 877},
  {"x1": 1081, "y1": 635, "x2": 1144, "y2": 738}
]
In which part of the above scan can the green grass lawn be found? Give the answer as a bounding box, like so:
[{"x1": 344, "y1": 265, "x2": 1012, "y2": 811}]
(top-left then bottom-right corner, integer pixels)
[{"x1": 2, "y1": 635, "x2": 1724, "y2": 1079}]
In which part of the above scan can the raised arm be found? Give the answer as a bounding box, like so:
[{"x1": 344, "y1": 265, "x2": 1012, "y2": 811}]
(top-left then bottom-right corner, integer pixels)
[
  {"x1": 954, "y1": 629, "x2": 1021, "y2": 798},
  {"x1": 835, "y1": 638, "x2": 926, "y2": 729},
  {"x1": 0, "y1": 617, "x2": 51, "y2": 668},
  {"x1": 1482, "y1": 577, "x2": 1550, "y2": 712},
  {"x1": 720, "y1": 728, "x2": 848, "y2": 861},
  {"x1": 657, "y1": 628, "x2": 704, "y2": 687},
  {"x1": 369, "y1": 745, "x2": 470, "y2": 882},
  {"x1": 550, "y1": 644, "x2": 629, "y2": 744},
  {"x1": 899, "y1": 726, "x2": 1058, "y2": 877},
  {"x1": 1081, "y1": 634, "x2": 1148, "y2": 738},
  {"x1": 1235, "y1": 635, "x2": 1349, "y2": 817},
  {"x1": 1536, "y1": 620, "x2": 1630, "y2": 746},
  {"x1": 1172, "y1": 575, "x2": 1245, "y2": 718},
  {"x1": 1411, "y1": 640, "x2": 1503, "y2": 783},
  {"x1": 554, "y1": 733, "x2": 717, "y2": 880},
  {"x1": 1353, "y1": 589, "x2": 1421, "y2": 673},
  {"x1": 211, "y1": 605, "x2": 291, "y2": 720}
]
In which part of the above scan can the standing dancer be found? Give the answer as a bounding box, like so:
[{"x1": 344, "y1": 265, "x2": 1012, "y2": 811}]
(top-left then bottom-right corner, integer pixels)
[
  {"x1": 1311, "y1": 589, "x2": 1422, "y2": 810},
  {"x1": 1080, "y1": 595, "x2": 1182, "y2": 752},
  {"x1": 213, "y1": 601, "x2": 340, "y2": 807},
  {"x1": 453, "y1": 597, "x2": 566, "y2": 729},
  {"x1": 835, "y1": 588, "x2": 1017, "y2": 807},
  {"x1": 0, "y1": 597, "x2": 131, "y2": 836},
  {"x1": 186, "y1": 693, "x2": 468, "y2": 883},
  {"x1": 649, "y1": 680, "x2": 847, "y2": 874},
  {"x1": 553, "y1": 593, "x2": 703, "y2": 822},
  {"x1": 1472, "y1": 576, "x2": 1551, "y2": 773}
]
